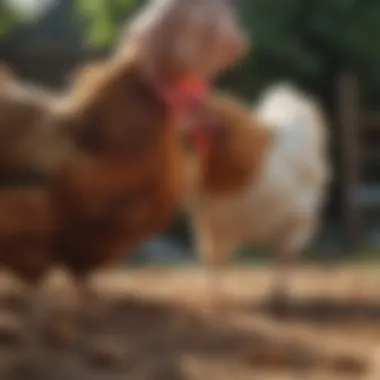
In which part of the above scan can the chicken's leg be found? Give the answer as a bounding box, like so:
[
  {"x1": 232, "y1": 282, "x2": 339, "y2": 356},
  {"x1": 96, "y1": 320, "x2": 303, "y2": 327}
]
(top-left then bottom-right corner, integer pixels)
[
  {"x1": 198, "y1": 233, "x2": 235, "y2": 315},
  {"x1": 269, "y1": 217, "x2": 313, "y2": 314},
  {"x1": 270, "y1": 251, "x2": 295, "y2": 314}
]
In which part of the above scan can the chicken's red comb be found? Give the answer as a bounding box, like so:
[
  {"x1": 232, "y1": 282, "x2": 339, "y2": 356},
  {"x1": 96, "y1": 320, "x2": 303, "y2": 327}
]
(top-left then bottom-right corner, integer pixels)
[
  {"x1": 158, "y1": 75, "x2": 209, "y2": 120},
  {"x1": 169, "y1": 76, "x2": 209, "y2": 104},
  {"x1": 176, "y1": 76, "x2": 208, "y2": 97}
]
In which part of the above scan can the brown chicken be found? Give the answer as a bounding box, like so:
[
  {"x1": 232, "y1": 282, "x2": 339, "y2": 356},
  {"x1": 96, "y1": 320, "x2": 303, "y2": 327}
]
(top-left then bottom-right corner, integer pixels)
[
  {"x1": 52, "y1": 59, "x2": 185, "y2": 281},
  {"x1": 0, "y1": 0, "x2": 247, "y2": 292}
]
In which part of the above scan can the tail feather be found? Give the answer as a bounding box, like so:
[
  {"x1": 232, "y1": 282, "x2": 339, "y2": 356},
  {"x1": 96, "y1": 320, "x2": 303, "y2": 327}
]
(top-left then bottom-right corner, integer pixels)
[
  {"x1": 256, "y1": 83, "x2": 328, "y2": 152},
  {"x1": 255, "y1": 83, "x2": 331, "y2": 186}
]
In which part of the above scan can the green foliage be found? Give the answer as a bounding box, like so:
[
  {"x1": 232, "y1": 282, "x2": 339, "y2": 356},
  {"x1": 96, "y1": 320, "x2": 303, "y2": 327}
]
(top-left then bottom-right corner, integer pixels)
[
  {"x1": 0, "y1": 1, "x2": 25, "y2": 37},
  {"x1": 75, "y1": 0, "x2": 143, "y2": 47},
  {"x1": 235, "y1": 0, "x2": 380, "y2": 102}
]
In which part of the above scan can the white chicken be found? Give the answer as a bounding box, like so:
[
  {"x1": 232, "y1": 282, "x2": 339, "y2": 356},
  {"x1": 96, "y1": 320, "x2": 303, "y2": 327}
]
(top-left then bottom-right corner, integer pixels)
[{"x1": 184, "y1": 84, "x2": 330, "y2": 308}]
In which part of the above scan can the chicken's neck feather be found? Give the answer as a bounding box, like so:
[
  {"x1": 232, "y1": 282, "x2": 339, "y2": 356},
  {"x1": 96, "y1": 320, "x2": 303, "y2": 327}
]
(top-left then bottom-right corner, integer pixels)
[
  {"x1": 194, "y1": 93, "x2": 274, "y2": 196},
  {"x1": 63, "y1": 58, "x2": 170, "y2": 160}
]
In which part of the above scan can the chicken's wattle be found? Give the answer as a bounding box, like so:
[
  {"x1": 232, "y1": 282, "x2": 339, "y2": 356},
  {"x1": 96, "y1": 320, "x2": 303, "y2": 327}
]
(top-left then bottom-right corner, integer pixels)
[
  {"x1": 159, "y1": 76, "x2": 209, "y2": 119},
  {"x1": 158, "y1": 76, "x2": 213, "y2": 157}
]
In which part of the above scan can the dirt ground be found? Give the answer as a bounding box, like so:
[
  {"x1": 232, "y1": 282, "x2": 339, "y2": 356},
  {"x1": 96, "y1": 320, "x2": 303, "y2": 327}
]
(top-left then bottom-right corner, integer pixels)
[{"x1": 0, "y1": 266, "x2": 379, "y2": 380}]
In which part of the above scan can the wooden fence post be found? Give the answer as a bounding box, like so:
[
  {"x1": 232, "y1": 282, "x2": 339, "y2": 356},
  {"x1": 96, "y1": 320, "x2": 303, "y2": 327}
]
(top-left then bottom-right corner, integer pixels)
[{"x1": 337, "y1": 72, "x2": 361, "y2": 249}]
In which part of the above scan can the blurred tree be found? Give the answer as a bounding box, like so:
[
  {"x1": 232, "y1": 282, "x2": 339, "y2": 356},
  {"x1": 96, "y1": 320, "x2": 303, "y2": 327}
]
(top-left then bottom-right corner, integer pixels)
[
  {"x1": 0, "y1": 0, "x2": 24, "y2": 37},
  {"x1": 235, "y1": 0, "x2": 380, "y2": 103},
  {"x1": 75, "y1": 0, "x2": 143, "y2": 47}
]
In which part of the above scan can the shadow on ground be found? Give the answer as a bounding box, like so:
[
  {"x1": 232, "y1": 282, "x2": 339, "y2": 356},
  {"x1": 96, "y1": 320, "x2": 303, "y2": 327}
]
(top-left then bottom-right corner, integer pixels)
[
  {"x1": 258, "y1": 297, "x2": 380, "y2": 324},
  {"x1": 0, "y1": 279, "x2": 370, "y2": 380}
]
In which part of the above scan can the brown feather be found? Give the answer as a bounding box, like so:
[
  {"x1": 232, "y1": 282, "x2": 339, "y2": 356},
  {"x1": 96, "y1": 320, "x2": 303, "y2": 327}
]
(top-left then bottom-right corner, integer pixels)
[
  {"x1": 0, "y1": 58, "x2": 186, "y2": 282},
  {"x1": 0, "y1": 188, "x2": 54, "y2": 283},
  {"x1": 51, "y1": 59, "x2": 185, "y2": 278},
  {"x1": 194, "y1": 93, "x2": 273, "y2": 195}
]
